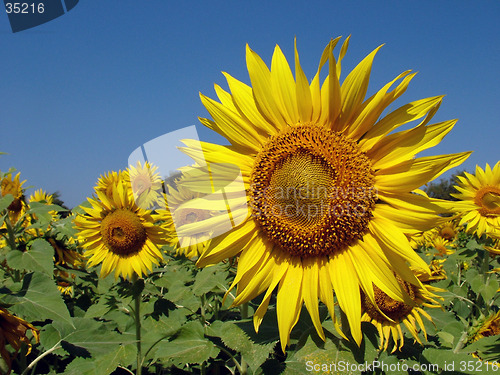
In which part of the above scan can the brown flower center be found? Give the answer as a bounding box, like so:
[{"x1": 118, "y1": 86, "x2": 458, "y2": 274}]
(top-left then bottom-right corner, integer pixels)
[
  {"x1": 363, "y1": 277, "x2": 416, "y2": 322},
  {"x1": 250, "y1": 125, "x2": 375, "y2": 258},
  {"x1": 440, "y1": 226, "x2": 456, "y2": 240},
  {"x1": 100, "y1": 209, "x2": 147, "y2": 255},
  {"x1": 482, "y1": 317, "x2": 500, "y2": 337},
  {"x1": 475, "y1": 186, "x2": 500, "y2": 216}
]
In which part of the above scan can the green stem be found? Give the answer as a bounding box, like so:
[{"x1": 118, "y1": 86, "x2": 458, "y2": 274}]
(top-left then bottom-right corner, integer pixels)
[
  {"x1": 240, "y1": 302, "x2": 248, "y2": 320},
  {"x1": 4, "y1": 216, "x2": 17, "y2": 250},
  {"x1": 132, "y1": 275, "x2": 142, "y2": 375},
  {"x1": 215, "y1": 345, "x2": 244, "y2": 374},
  {"x1": 482, "y1": 250, "x2": 490, "y2": 282},
  {"x1": 453, "y1": 331, "x2": 469, "y2": 354},
  {"x1": 21, "y1": 342, "x2": 61, "y2": 375}
]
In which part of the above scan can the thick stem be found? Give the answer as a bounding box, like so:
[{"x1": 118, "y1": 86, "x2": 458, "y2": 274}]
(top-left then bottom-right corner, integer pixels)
[
  {"x1": 239, "y1": 302, "x2": 248, "y2": 320},
  {"x1": 453, "y1": 331, "x2": 469, "y2": 354},
  {"x1": 4, "y1": 216, "x2": 17, "y2": 250}
]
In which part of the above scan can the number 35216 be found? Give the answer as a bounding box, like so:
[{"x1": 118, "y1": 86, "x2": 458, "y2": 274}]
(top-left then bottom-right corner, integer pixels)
[{"x1": 5, "y1": 3, "x2": 45, "y2": 14}]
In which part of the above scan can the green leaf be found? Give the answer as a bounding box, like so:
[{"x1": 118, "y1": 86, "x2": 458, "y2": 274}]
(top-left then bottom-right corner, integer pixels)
[
  {"x1": 285, "y1": 334, "x2": 359, "y2": 375},
  {"x1": 84, "y1": 297, "x2": 112, "y2": 319},
  {"x1": 478, "y1": 278, "x2": 499, "y2": 302},
  {"x1": 421, "y1": 347, "x2": 480, "y2": 374},
  {"x1": 6, "y1": 238, "x2": 54, "y2": 276},
  {"x1": 52, "y1": 317, "x2": 132, "y2": 356},
  {"x1": 206, "y1": 320, "x2": 275, "y2": 371},
  {"x1": 470, "y1": 274, "x2": 484, "y2": 295},
  {"x1": 154, "y1": 320, "x2": 219, "y2": 365},
  {"x1": 0, "y1": 194, "x2": 14, "y2": 212},
  {"x1": 63, "y1": 344, "x2": 136, "y2": 375},
  {"x1": 141, "y1": 310, "x2": 185, "y2": 362},
  {"x1": 7, "y1": 272, "x2": 73, "y2": 327},
  {"x1": 52, "y1": 216, "x2": 78, "y2": 240},
  {"x1": 192, "y1": 264, "x2": 229, "y2": 296}
]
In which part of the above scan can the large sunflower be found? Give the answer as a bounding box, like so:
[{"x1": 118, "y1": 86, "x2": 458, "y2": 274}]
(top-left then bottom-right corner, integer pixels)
[
  {"x1": 184, "y1": 37, "x2": 470, "y2": 350},
  {"x1": 452, "y1": 161, "x2": 500, "y2": 238},
  {"x1": 74, "y1": 176, "x2": 168, "y2": 279}
]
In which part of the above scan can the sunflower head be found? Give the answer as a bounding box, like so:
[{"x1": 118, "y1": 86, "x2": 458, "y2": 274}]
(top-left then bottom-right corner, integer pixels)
[
  {"x1": 192, "y1": 37, "x2": 469, "y2": 351},
  {"x1": 75, "y1": 175, "x2": 168, "y2": 279},
  {"x1": 96, "y1": 170, "x2": 128, "y2": 199},
  {"x1": 471, "y1": 311, "x2": 500, "y2": 342},
  {"x1": 361, "y1": 272, "x2": 442, "y2": 352},
  {"x1": 1, "y1": 172, "x2": 27, "y2": 223},
  {"x1": 452, "y1": 161, "x2": 500, "y2": 238}
]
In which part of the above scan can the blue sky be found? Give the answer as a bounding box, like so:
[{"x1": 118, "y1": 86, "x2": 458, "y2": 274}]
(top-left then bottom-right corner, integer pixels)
[{"x1": 0, "y1": 1, "x2": 498, "y2": 208}]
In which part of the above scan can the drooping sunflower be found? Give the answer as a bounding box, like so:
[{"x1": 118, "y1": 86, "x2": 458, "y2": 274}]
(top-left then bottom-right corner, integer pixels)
[
  {"x1": 0, "y1": 307, "x2": 39, "y2": 373},
  {"x1": 361, "y1": 271, "x2": 442, "y2": 352},
  {"x1": 125, "y1": 161, "x2": 164, "y2": 210},
  {"x1": 184, "y1": 37, "x2": 470, "y2": 350},
  {"x1": 74, "y1": 176, "x2": 169, "y2": 279},
  {"x1": 452, "y1": 161, "x2": 500, "y2": 238},
  {"x1": 471, "y1": 311, "x2": 500, "y2": 342}
]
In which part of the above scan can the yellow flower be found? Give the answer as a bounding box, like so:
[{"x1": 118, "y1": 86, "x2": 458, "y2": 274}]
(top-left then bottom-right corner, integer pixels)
[
  {"x1": 452, "y1": 161, "x2": 500, "y2": 238},
  {"x1": 361, "y1": 271, "x2": 442, "y2": 352},
  {"x1": 0, "y1": 172, "x2": 26, "y2": 224},
  {"x1": 437, "y1": 220, "x2": 460, "y2": 241},
  {"x1": 125, "y1": 161, "x2": 164, "y2": 210},
  {"x1": 25, "y1": 189, "x2": 59, "y2": 236},
  {"x1": 430, "y1": 235, "x2": 455, "y2": 257},
  {"x1": 74, "y1": 176, "x2": 168, "y2": 279},
  {"x1": 95, "y1": 170, "x2": 128, "y2": 199},
  {"x1": 0, "y1": 307, "x2": 39, "y2": 372},
  {"x1": 186, "y1": 37, "x2": 470, "y2": 350}
]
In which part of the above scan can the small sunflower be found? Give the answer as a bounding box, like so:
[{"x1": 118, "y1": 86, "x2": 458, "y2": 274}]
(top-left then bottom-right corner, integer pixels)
[
  {"x1": 0, "y1": 172, "x2": 26, "y2": 224},
  {"x1": 361, "y1": 271, "x2": 442, "y2": 352},
  {"x1": 430, "y1": 235, "x2": 455, "y2": 257},
  {"x1": 183, "y1": 37, "x2": 470, "y2": 350},
  {"x1": 75, "y1": 176, "x2": 168, "y2": 279},
  {"x1": 437, "y1": 220, "x2": 460, "y2": 241},
  {"x1": 0, "y1": 307, "x2": 39, "y2": 372},
  {"x1": 95, "y1": 170, "x2": 128, "y2": 199},
  {"x1": 125, "y1": 161, "x2": 164, "y2": 210},
  {"x1": 452, "y1": 161, "x2": 500, "y2": 238},
  {"x1": 25, "y1": 189, "x2": 59, "y2": 235}
]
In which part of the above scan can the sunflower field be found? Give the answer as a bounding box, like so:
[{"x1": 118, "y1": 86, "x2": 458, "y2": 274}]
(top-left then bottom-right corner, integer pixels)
[{"x1": 1, "y1": 38, "x2": 500, "y2": 375}]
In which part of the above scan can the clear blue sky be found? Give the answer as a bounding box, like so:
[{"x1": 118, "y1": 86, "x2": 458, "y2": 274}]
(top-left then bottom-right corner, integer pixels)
[{"x1": 1, "y1": 1, "x2": 498, "y2": 208}]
